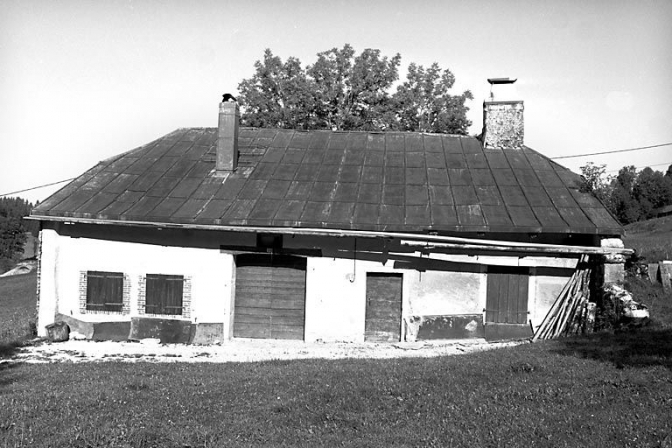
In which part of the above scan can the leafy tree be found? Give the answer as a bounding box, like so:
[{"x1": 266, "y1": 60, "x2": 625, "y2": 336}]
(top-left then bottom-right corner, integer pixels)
[
  {"x1": 308, "y1": 44, "x2": 401, "y2": 131},
  {"x1": 610, "y1": 166, "x2": 642, "y2": 224},
  {"x1": 237, "y1": 49, "x2": 318, "y2": 130},
  {"x1": 0, "y1": 197, "x2": 34, "y2": 273},
  {"x1": 615, "y1": 165, "x2": 638, "y2": 192},
  {"x1": 610, "y1": 184, "x2": 641, "y2": 224},
  {"x1": 581, "y1": 162, "x2": 672, "y2": 225},
  {"x1": 237, "y1": 45, "x2": 472, "y2": 134},
  {"x1": 633, "y1": 167, "x2": 672, "y2": 218},
  {"x1": 579, "y1": 163, "x2": 610, "y2": 199},
  {"x1": 393, "y1": 62, "x2": 473, "y2": 134}
]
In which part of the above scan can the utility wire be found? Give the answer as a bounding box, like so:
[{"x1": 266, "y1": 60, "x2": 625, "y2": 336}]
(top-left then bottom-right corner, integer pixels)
[
  {"x1": 0, "y1": 178, "x2": 74, "y2": 198},
  {"x1": 2, "y1": 143, "x2": 671, "y2": 198},
  {"x1": 552, "y1": 142, "x2": 672, "y2": 160},
  {"x1": 605, "y1": 161, "x2": 671, "y2": 174}
]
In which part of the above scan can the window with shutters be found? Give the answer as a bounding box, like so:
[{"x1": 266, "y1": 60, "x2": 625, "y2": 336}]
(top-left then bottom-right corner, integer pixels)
[
  {"x1": 81, "y1": 271, "x2": 130, "y2": 314},
  {"x1": 143, "y1": 274, "x2": 185, "y2": 316}
]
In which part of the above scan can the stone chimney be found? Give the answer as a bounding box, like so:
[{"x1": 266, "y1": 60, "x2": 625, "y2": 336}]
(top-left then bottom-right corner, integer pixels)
[
  {"x1": 216, "y1": 95, "x2": 239, "y2": 175},
  {"x1": 482, "y1": 78, "x2": 524, "y2": 150}
]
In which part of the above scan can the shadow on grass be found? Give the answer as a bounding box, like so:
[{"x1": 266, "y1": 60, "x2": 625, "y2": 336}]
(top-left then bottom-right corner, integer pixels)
[
  {"x1": 0, "y1": 341, "x2": 25, "y2": 360},
  {"x1": 0, "y1": 361, "x2": 23, "y2": 388},
  {"x1": 552, "y1": 325, "x2": 672, "y2": 369}
]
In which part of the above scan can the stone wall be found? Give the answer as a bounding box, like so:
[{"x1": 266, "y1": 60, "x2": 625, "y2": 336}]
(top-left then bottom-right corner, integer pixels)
[{"x1": 482, "y1": 101, "x2": 524, "y2": 149}]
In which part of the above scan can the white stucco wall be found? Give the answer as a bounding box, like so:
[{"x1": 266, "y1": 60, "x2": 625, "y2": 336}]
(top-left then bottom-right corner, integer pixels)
[
  {"x1": 530, "y1": 270, "x2": 575, "y2": 332},
  {"x1": 304, "y1": 255, "x2": 486, "y2": 343},
  {"x1": 37, "y1": 227, "x2": 578, "y2": 342},
  {"x1": 37, "y1": 228, "x2": 233, "y2": 337}
]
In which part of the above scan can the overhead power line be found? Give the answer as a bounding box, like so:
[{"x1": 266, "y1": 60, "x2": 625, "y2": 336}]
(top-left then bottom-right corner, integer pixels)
[
  {"x1": 2, "y1": 143, "x2": 671, "y2": 199},
  {"x1": 605, "y1": 161, "x2": 672, "y2": 173},
  {"x1": 0, "y1": 178, "x2": 74, "y2": 198},
  {"x1": 552, "y1": 142, "x2": 672, "y2": 160}
]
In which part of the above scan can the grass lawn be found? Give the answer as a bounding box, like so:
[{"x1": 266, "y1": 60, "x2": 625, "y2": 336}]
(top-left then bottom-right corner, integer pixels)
[
  {"x1": 624, "y1": 215, "x2": 672, "y2": 262},
  {"x1": 1, "y1": 273, "x2": 671, "y2": 447},
  {"x1": 1, "y1": 336, "x2": 671, "y2": 448},
  {"x1": 0, "y1": 272, "x2": 36, "y2": 356}
]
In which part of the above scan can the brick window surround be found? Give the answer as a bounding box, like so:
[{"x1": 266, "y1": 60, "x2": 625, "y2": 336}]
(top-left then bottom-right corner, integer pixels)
[
  {"x1": 79, "y1": 271, "x2": 131, "y2": 315},
  {"x1": 138, "y1": 274, "x2": 192, "y2": 319}
]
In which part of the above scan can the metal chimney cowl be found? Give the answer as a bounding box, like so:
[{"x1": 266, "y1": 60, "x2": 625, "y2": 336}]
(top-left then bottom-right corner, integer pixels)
[{"x1": 482, "y1": 78, "x2": 524, "y2": 150}]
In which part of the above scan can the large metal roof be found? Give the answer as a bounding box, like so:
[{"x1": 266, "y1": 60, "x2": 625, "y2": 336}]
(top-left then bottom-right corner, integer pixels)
[{"x1": 31, "y1": 127, "x2": 622, "y2": 235}]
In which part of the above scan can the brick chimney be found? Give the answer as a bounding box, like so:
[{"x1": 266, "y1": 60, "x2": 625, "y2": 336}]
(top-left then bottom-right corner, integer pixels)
[
  {"x1": 482, "y1": 78, "x2": 524, "y2": 150},
  {"x1": 216, "y1": 96, "x2": 239, "y2": 175}
]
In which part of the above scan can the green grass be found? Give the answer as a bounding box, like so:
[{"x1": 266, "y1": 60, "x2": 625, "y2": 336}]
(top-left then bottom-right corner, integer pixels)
[
  {"x1": 1, "y1": 271, "x2": 671, "y2": 447},
  {"x1": 0, "y1": 272, "x2": 37, "y2": 356},
  {"x1": 626, "y1": 274, "x2": 672, "y2": 327},
  {"x1": 624, "y1": 215, "x2": 672, "y2": 262},
  {"x1": 1, "y1": 339, "x2": 671, "y2": 448}
]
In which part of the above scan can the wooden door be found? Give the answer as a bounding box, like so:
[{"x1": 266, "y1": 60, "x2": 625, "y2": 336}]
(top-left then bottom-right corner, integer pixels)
[
  {"x1": 365, "y1": 273, "x2": 402, "y2": 342},
  {"x1": 234, "y1": 254, "x2": 306, "y2": 340},
  {"x1": 485, "y1": 266, "x2": 532, "y2": 341}
]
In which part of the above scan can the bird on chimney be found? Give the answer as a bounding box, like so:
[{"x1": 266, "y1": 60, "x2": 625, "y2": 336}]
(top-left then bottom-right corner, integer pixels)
[{"x1": 222, "y1": 93, "x2": 237, "y2": 102}]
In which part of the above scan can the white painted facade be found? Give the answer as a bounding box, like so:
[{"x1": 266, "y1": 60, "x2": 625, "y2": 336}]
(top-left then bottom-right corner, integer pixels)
[{"x1": 37, "y1": 225, "x2": 578, "y2": 342}]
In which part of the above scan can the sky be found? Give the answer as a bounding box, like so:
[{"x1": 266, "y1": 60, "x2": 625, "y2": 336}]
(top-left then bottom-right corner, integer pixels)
[{"x1": 2, "y1": 0, "x2": 671, "y2": 203}]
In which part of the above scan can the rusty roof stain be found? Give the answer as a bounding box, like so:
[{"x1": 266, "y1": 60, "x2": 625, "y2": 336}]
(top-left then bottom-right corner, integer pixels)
[{"x1": 32, "y1": 128, "x2": 623, "y2": 235}]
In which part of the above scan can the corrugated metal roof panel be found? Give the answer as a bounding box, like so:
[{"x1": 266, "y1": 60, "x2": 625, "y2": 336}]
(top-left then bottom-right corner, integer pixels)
[
  {"x1": 333, "y1": 183, "x2": 359, "y2": 202},
  {"x1": 430, "y1": 205, "x2": 459, "y2": 227},
  {"x1": 451, "y1": 186, "x2": 479, "y2": 206},
  {"x1": 482, "y1": 205, "x2": 514, "y2": 227},
  {"x1": 406, "y1": 204, "x2": 430, "y2": 226},
  {"x1": 274, "y1": 200, "x2": 306, "y2": 224},
  {"x1": 456, "y1": 205, "x2": 485, "y2": 226},
  {"x1": 31, "y1": 127, "x2": 623, "y2": 236},
  {"x1": 379, "y1": 204, "x2": 406, "y2": 226},
  {"x1": 507, "y1": 206, "x2": 541, "y2": 228},
  {"x1": 475, "y1": 186, "x2": 504, "y2": 206},
  {"x1": 75, "y1": 192, "x2": 119, "y2": 217},
  {"x1": 353, "y1": 203, "x2": 380, "y2": 227},
  {"x1": 442, "y1": 136, "x2": 463, "y2": 153},
  {"x1": 429, "y1": 185, "x2": 454, "y2": 205},
  {"x1": 300, "y1": 201, "x2": 331, "y2": 226},
  {"x1": 423, "y1": 134, "x2": 443, "y2": 153}
]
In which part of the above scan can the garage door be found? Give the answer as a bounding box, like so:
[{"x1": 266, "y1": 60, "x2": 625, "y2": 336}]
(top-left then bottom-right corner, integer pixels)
[{"x1": 234, "y1": 254, "x2": 306, "y2": 340}]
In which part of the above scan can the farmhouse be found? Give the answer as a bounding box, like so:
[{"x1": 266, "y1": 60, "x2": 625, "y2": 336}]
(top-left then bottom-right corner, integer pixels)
[{"x1": 30, "y1": 88, "x2": 629, "y2": 344}]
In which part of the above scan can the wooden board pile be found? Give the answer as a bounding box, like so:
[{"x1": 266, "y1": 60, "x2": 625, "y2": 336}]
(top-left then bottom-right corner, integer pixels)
[{"x1": 533, "y1": 254, "x2": 593, "y2": 341}]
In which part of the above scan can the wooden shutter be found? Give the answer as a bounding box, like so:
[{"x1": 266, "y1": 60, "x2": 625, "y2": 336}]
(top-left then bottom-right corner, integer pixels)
[
  {"x1": 365, "y1": 273, "x2": 403, "y2": 342},
  {"x1": 234, "y1": 255, "x2": 306, "y2": 340},
  {"x1": 86, "y1": 271, "x2": 123, "y2": 312},
  {"x1": 146, "y1": 274, "x2": 184, "y2": 316}
]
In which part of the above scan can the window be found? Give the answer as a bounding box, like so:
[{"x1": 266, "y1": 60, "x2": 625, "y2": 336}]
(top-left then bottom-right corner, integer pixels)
[
  {"x1": 145, "y1": 274, "x2": 184, "y2": 316},
  {"x1": 86, "y1": 271, "x2": 124, "y2": 312}
]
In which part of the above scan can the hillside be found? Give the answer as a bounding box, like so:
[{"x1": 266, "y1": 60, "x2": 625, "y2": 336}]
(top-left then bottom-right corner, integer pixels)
[
  {"x1": 623, "y1": 215, "x2": 672, "y2": 262},
  {"x1": 0, "y1": 272, "x2": 37, "y2": 348}
]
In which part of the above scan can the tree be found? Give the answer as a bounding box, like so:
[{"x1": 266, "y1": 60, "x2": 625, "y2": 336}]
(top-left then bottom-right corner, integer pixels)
[
  {"x1": 0, "y1": 197, "x2": 34, "y2": 273},
  {"x1": 237, "y1": 49, "x2": 318, "y2": 130},
  {"x1": 393, "y1": 62, "x2": 473, "y2": 134},
  {"x1": 633, "y1": 167, "x2": 672, "y2": 218},
  {"x1": 579, "y1": 163, "x2": 610, "y2": 199},
  {"x1": 307, "y1": 44, "x2": 401, "y2": 131},
  {"x1": 610, "y1": 165, "x2": 641, "y2": 224},
  {"x1": 237, "y1": 45, "x2": 472, "y2": 134}
]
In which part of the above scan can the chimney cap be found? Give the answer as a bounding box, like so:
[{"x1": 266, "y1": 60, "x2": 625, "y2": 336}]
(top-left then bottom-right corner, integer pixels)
[
  {"x1": 222, "y1": 93, "x2": 237, "y2": 103},
  {"x1": 487, "y1": 78, "x2": 517, "y2": 85}
]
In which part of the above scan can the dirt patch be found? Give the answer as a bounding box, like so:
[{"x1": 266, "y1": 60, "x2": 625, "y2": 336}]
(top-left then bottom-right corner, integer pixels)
[{"x1": 5, "y1": 338, "x2": 525, "y2": 364}]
